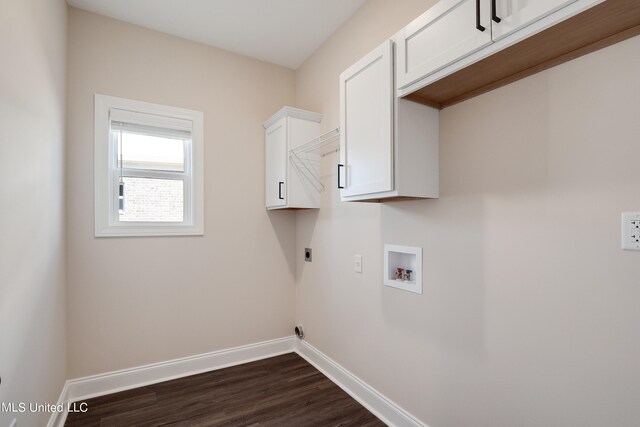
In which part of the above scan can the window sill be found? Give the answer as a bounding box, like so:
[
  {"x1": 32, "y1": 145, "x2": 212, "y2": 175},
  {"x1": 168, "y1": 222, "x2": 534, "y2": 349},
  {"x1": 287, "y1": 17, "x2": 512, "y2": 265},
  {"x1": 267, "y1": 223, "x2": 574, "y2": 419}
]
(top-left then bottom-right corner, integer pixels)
[{"x1": 95, "y1": 224, "x2": 204, "y2": 238}]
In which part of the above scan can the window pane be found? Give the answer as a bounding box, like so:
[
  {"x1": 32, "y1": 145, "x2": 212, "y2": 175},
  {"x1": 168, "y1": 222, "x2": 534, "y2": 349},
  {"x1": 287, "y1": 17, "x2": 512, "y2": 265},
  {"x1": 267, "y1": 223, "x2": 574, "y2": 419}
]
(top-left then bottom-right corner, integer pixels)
[
  {"x1": 114, "y1": 130, "x2": 185, "y2": 172},
  {"x1": 119, "y1": 177, "x2": 183, "y2": 222}
]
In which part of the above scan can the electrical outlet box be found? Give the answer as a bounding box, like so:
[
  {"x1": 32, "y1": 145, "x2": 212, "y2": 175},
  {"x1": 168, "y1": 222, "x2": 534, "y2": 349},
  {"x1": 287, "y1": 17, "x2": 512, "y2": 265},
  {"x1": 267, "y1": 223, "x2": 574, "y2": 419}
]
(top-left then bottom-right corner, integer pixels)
[
  {"x1": 622, "y1": 212, "x2": 640, "y2": 250},
  {"x1": 304, "y1": 248, "x2": 312, "y2": 262},
  {"x1": 354, "y1": 254, "x2": 362, "y2": 273}
]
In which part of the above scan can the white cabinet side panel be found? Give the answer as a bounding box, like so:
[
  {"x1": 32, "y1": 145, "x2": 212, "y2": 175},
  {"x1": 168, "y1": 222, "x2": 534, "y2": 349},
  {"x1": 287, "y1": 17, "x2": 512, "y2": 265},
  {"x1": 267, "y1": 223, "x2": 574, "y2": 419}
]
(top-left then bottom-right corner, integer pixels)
[
  {"x1": 395, "y1": 99, "x2": 439, "y2": 198},
  {"x1": 287, "y1": 118, "x2": 320, "y2": 208}
]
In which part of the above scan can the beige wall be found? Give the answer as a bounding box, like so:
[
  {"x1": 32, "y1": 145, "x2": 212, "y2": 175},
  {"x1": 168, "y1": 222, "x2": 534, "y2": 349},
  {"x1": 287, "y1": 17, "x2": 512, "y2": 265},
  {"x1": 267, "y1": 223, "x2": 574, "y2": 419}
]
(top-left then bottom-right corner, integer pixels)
[
  {"x1": 7, "y1": 2, "x2": 638, "y2": 425},
  {"x1": 295, "y1": 1, "x2": 640, "y2": 426},
  {"x1": 66, "y1": 8, "x2": 297, "y2": 378},
  {"x1": 0, "y1": 0, "x2": 68, "y2": 426}
]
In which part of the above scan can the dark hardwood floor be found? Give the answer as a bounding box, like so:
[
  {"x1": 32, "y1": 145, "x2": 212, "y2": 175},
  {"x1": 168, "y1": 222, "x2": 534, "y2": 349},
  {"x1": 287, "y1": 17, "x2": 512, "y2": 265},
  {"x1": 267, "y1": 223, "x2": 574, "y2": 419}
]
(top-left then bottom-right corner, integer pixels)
[{"x1": 65, "y1": 352, "x2": 385, "y2": 426}]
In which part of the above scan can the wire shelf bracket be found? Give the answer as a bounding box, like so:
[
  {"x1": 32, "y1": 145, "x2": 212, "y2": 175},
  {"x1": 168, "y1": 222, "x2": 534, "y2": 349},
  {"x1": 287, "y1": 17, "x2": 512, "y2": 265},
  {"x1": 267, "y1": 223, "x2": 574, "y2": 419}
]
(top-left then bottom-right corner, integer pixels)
[{"x1": 289, "y1": 127, "x2": 340, "y2": 193}]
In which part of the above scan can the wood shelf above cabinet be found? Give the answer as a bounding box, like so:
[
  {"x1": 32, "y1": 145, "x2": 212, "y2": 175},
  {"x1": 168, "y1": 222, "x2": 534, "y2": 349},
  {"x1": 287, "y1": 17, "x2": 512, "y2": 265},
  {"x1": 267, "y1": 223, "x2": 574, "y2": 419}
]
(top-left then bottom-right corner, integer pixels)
[{"x1": 404, "y1": 0, "x2": 640, "y2": 109}]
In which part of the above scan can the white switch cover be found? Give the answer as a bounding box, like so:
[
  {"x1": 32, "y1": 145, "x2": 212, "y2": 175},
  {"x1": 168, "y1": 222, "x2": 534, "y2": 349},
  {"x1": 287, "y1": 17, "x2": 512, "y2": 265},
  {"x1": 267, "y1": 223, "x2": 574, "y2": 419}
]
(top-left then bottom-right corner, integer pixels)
[
  {"x1": 354, "y1": 255, "x2": 362, "y2": 273},
  {"x1": 622, "y1": 212, "x2": 640, "y2": 250}
]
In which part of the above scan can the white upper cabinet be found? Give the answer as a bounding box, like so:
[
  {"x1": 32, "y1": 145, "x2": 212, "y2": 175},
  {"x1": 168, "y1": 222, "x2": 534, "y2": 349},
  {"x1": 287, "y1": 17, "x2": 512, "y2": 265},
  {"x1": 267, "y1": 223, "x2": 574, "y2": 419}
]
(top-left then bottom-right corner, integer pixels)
[
  {"x1": 339, "y1": 40, "x2": 394, "y2": 198},
  {"x1": 265, "y1": 118, "x2": 287, "y2": 208},
  {"x1": 491, "y1": 0, "x2": 577, "y2": 40},
  {"x1": 396, "y1": 0, "x2": 599, "y2": 99},
  {"x1": 396, "y1": 0, "x2": 493, "y2": 90},
  {"x1": 263, "y1": 107, "x2": 322, "y2": 210},
  {"x1": 339, "y1": 39, "x2": 439, "y2": 203}
]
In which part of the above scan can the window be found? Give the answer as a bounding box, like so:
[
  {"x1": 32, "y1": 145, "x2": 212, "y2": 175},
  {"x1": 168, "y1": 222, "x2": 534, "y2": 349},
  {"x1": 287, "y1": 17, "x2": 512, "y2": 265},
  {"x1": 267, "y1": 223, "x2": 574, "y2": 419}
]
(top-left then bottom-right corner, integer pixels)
[{"x1": 94, "y1": 94, "x2": 204, "y2": 237}]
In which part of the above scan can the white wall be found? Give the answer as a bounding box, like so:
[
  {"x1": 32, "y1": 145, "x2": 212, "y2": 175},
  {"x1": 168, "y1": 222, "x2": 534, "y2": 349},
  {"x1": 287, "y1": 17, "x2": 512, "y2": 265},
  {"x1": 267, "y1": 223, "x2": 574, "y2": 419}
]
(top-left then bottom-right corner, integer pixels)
[
  {"x1": 0, "y1": 0, "x2": 68, "y2": 426},
  {"x1": 295, "y1": 1, "x2": 640, "y2": 426},
  {"x1": 66, "y1": 8, "x2": 297, "y2": 378}
]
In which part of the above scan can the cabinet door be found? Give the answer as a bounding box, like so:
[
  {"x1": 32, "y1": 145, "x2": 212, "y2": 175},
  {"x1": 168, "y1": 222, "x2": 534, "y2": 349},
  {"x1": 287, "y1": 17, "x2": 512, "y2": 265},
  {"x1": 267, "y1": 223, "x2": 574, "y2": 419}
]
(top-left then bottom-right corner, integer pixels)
[
  {"x1": 265, "y1": 118, "x2": 287, "y2": 208},
  {"x1": 491, "y1": 0, "x2": 576, "y2": 40},
  {"x1": 396, "y1": 0, "x2": 493, "y2": 90},
  {"x1": 339, "y1": 40, "x2": 394, "y2": 197}
]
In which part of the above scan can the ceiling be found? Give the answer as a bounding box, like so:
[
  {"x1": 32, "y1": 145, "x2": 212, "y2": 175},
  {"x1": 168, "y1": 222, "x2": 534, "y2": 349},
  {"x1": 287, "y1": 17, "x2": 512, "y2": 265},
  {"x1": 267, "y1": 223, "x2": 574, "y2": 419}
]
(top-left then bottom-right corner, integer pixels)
[{"x1": 66, "y1": 0, "x2": 367, "y2": 69}]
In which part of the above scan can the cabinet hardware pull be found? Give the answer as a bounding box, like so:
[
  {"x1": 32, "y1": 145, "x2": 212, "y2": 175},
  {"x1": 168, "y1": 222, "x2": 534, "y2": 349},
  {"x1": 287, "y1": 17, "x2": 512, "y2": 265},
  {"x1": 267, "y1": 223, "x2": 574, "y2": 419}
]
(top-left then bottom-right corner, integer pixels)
[
  {"x1": 337, "y1": 164, "x2": 345, "y2": 189},
  {"x1": 491, "y1": 0, "x2": 501, "y2": 23},
  {"x1": 278, "y1": 181, "x2": 284, "y2": 200},
  {"x1": 476, "y1": 0, "x2": 486, "y2": 31}
]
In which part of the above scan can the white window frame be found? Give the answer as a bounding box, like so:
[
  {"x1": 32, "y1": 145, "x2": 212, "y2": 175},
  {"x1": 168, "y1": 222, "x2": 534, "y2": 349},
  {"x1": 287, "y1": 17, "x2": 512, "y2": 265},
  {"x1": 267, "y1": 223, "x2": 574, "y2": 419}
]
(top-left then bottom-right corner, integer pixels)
[{"x1": 94, "y1": 94, "x2": 204, "y2": 237}]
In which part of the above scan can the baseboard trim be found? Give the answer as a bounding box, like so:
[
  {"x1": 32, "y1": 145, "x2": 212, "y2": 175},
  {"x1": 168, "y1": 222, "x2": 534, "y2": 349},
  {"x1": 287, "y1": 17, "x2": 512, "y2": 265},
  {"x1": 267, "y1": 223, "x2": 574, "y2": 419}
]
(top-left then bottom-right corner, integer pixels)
[
  {"x1": 66, "y1": 336, "x2": 295, "y2": 402},
  {"x1": 294, "y1": 340, "x2": 427, "y2": 427},
  {"x1": 46, "y1": 336, "x2": 295, "y2": 426},
  {"x1": 46, "y1": 382, "x2": 68, "y2": 427},
  {"x1": 49, "y1": 336, "x2": 425, "y2": 427}
]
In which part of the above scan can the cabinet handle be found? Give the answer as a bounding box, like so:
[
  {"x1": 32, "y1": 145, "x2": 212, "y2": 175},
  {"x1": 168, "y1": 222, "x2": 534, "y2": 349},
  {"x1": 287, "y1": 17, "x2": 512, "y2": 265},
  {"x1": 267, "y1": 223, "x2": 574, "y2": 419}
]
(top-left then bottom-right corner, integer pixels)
[
  {"x1": 476, "y1": 0, "x2": 486, "y2": 31},
  {"x1": 491, "y1": 0, "x2": 501, "y2": 23},
  {"x1": 337, "y1": 164, "x2": 344, "y2": 189},
  {"x1": 278, "y1": 181, "x2": 284, "y2": 200}
]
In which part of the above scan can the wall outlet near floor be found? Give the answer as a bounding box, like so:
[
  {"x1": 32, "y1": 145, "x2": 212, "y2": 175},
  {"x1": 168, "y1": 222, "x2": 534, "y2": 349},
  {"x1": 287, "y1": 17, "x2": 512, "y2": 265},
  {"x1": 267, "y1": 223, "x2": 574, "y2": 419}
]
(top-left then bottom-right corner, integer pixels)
[
  {"x1": 354, "y1": 254, "x2": 362, "y2": 273},
  {"x1": 304, "y1": 248, "x2": 312, "y2": 262},
  {"x1": 622, "y1": 212, "x2": 640, "y2": 250}
]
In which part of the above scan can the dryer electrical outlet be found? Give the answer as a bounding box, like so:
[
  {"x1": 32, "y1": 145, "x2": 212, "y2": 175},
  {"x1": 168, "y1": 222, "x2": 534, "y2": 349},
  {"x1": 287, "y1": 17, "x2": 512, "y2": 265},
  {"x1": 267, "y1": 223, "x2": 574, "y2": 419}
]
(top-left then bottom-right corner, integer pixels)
[{"x1": 621, "y1": 212, "x2": 640, "y2": 250}]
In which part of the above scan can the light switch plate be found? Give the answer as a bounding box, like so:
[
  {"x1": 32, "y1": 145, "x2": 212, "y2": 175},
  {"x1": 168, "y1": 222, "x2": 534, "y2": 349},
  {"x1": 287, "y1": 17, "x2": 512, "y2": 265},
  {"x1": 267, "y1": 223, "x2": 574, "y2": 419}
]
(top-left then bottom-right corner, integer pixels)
[
  {"x1": 621, "y1": 212, "x2": 640, "y2": 250},
  {"x1": 354, "y1": 254, "x2": 362, "y2": 273}
]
